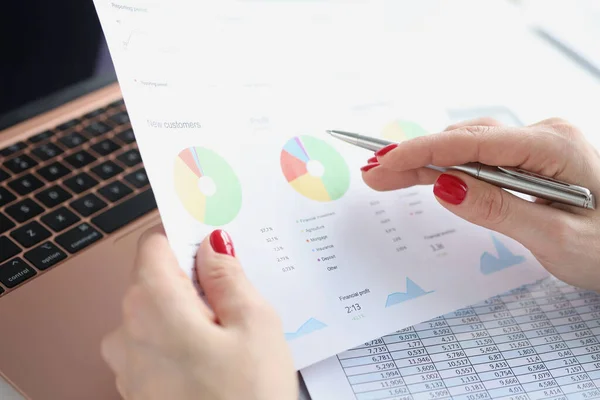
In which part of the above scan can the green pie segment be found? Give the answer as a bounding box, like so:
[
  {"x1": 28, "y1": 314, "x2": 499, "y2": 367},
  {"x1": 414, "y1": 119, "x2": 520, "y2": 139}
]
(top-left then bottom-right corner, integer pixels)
[
  {"x1": 281, "y1": 135, "x2": 350, "y2": 202},
  {"x1": 301, "y1": 136, "x2": 350, "y2": 200},
  {"x1": 174, "y1": 146, "x2": 242, "y2": 226}
]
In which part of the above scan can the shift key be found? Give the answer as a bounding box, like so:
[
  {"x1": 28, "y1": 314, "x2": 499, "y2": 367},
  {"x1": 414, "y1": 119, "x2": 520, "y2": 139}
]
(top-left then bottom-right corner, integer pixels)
[
  {"x1": 56, "y1": 223, "x2": 103, "y2": 254},
  {"x1": 0, "y1": 258, "x2": 37, "y2": 288}
]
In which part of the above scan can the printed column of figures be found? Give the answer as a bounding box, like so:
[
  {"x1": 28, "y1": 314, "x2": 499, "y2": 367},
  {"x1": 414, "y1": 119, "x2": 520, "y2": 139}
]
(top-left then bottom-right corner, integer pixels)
[{"x1": 259, "y1": 226, "x2": 295, "y2": 273}]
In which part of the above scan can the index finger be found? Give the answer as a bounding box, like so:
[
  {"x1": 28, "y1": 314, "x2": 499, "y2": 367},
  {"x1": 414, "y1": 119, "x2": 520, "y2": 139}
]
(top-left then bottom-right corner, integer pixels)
[{"x1": 377, "y1": 125, "x2": 569, "y2": 177}]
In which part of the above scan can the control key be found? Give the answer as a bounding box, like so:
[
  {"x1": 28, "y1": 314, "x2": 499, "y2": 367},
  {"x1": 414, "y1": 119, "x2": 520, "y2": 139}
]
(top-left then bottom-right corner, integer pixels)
[{"x1": 0, "y1": 258, "x2": 36, "y2": 288}]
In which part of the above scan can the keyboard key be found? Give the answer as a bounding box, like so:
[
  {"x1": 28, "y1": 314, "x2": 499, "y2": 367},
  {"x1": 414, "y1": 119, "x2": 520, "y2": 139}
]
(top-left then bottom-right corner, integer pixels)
[
  {"x1": 0, "y1": 168, "x2": 9, "y2": 182},
  {"x1": 11, "y1": 221, "x2": 51, "y2": 248},
  {"x1": 3, "y1": 154, "x2": 38, "y2": 174},
  {"x1": 64, "y1": 173, "x2": 98, "y2": 194},
  {"x1": 0, "y1": 187, "x2": 17, "y2": 207},
  {"x1": 28, "y1": 130, "x2": 55, "y2": 143},
  {"x1": 91, "y1": 139, "x2": 120, "y2": 156},
  {"x1": 37, "y1": 161, "x2": 71, "y2": 182},
  {"x1": 5, "y1": 199, "x2": 44, "y2": 223},
  {"x1": 84, "y1": 121, "x2": 112, "y2": 137},
  {"x1": 57, "y1": 118, "x2": 80, "y2": 131},
  {"x1": 84, "y1": 108, "x2": 106, "y2": 119},
  {"x1": 0, "y1": 213, "x2": 15, "y2": 235},
  {"x1": 0, "y1": 237, "x2": 21, "y2": 264},
  {"x1": 25, "y1": 242, "x2": 67, "y2": 271},
  {"x1": 125, "y1": 168, "x2": 149, "y2": 188},
  {"x1": 109, "y1": 112, "x2": 130, "y2": 125},
  {"x1": 92, "y1": 189, "x2": 157, "y2": 234},
  {"x1": 116, "y1": 128, "x2": 136, "y2": 144},
  {"x1": 64, "y1": 150, "x2": 96, "y2": 169},
  {"x1": 8, "y1": 174, "x2": 44, "y2": 196},
  {"x1": 91, "y1": 161, "x2": 123, "y2": 181},
  {"x1": 35, "y1": 185, "x2": 72, "y2": 208},
  {"x1": 70, "y1": 193, "x2": 107, "y2": 217},
  {"x1": 117, "y1": 149, "x2": 142, "y2": 167},
  {"x1": 98, "y1": 181, "x2": 133, "y2": 202},
  {"x1": 41, "y1": 207, "x2": 80, "y2": 232},
  {"x1": 0, "y1": 258, "x2": 36, "y2": 288},
  {"x1": 56, "y1": 223, "x2": 102, "y2": 254},
  {"x1": 0, "y1": 142, "x2": 27, "y2": 157},
  {"x1": 31, "y1": 142, "x2": 64, "y2": 161},
  {"x1": 59, "y1": 132, "x2": 88, "y2": 148}
]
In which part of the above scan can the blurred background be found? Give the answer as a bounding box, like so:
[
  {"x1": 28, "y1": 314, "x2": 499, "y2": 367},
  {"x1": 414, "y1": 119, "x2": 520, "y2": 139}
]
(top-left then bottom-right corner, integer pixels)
[{"x1": 0, "y1": 1, "x2": 114, "y2": 116}]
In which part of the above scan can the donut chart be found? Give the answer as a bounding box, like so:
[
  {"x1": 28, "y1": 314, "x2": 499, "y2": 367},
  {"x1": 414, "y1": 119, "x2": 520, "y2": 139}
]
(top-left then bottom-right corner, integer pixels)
[
  {"x1": 174, "y1": 146, "x2": 242, "y2": 226},
  {"x1": 381, "y1": 119, "x2": 428, "y2": 143},
  {"x1": 280, "y1": 136, "x2": 350, "y2": 202}
]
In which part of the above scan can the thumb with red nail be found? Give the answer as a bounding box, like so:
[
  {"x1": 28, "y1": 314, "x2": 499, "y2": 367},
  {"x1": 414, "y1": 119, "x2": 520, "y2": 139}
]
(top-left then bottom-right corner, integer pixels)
[{"x1": 101, "y1": 226, "x2": 297, "y2": 400}]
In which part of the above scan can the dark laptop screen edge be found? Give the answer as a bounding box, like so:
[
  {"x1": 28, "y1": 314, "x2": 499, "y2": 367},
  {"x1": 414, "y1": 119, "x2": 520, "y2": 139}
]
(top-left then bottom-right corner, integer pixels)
[{"x1": 0, "y1": 71, "x2": 118, "y2": 132}]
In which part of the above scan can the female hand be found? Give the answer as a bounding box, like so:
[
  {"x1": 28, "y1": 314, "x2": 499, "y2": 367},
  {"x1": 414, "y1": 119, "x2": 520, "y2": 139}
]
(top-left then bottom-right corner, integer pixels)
[
  {"x1": 362, "y1": 117, "x2": 600, "y2": 290},
  {"x1": 101, "y1": 227, "x2": 298, "y2": 400}
]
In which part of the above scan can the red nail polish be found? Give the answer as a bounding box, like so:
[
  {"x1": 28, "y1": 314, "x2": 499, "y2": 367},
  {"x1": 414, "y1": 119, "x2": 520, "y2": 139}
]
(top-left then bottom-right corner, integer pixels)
[
  {"x1": 433, "y1": 174, "x2": 468, "y2": 205},
  {"x1": 367, "y1": 156, "x2": 378, "y2": 164},
  {"x1": 374, "y1": 144, "x2": 398, "y2": 157},
  {"x1": 210, "y1": 230, "x2": 236, "y2": 257},
  {"x1": 361, "y1": 163, "x2": 380, "y2": 172}
]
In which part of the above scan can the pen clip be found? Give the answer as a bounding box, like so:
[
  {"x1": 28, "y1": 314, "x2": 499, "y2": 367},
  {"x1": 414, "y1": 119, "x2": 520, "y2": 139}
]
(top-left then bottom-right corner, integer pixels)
[{"x1": 497, "y1": 166, "x2": 593, "y2": 198}]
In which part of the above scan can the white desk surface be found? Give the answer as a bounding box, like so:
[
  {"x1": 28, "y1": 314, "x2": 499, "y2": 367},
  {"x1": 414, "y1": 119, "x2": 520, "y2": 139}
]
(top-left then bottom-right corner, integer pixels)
[{"x1": 3, "y1": 1, "x2": 599, "y2": 398}]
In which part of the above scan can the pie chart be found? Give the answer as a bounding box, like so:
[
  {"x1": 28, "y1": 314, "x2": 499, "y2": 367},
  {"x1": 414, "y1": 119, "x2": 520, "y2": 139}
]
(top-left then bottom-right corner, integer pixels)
[
  {"x1": 381, "y1": 119, "x2": 428, "y2": 143},
  {"x1": 174, "y1": 146, "x2": 242, "y2": 226},
  {"x1": 280, "y1": 135, "x2": 350, "y2": 202}
]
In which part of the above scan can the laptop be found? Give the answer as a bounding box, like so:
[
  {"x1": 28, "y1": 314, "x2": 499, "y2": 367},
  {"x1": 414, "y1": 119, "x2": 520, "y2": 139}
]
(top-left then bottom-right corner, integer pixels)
[{"x1": 0, "y1": 2, "x2": 159, "y2": 398}]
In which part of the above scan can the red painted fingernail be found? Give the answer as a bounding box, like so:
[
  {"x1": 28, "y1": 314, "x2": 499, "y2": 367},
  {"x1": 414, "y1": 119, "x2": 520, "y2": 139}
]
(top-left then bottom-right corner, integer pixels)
[
  {"x1": 374, "y1": 144, "x2": 398, "y2": 157},
  {"x1": 361, "y1": 163, "x2": 380, "y2": 172},
  {"x1": 210, "y1": 230, "x2": 236, "y2": 257},
  {"x1": 433, "y1": 174, "x2": 468, "y2": 205},
  {"x1": 367, "y1": 156, "x2": 378, "y2": 164}
]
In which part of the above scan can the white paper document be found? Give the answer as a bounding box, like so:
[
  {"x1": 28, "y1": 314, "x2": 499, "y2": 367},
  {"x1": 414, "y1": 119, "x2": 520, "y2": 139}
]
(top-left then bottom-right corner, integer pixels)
[
  {"x1": 302, "y1": 276, "x2": 600, "y2": 400},
  {"x1": 92, "y1": 0, "x2": 549, "y2": 369}
]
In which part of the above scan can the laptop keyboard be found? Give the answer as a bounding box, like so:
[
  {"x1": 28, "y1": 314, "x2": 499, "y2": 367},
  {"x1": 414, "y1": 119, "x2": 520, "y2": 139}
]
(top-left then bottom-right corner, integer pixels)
[{"x1": 0, "y1": 99, "x2": 157, "y2": 296}]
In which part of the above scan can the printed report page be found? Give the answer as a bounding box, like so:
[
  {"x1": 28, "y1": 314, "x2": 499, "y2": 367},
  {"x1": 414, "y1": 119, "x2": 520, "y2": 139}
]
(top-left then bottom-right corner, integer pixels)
[{"x1": 91, "y1": 0, "x2": 549, "y2": 369}]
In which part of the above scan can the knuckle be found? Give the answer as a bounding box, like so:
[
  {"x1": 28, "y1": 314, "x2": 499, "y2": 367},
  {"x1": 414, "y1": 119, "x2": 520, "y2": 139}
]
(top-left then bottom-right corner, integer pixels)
[
  {"x1": 554, "y1": 122, "x2": 583, "y2": 141},
  {"x1": 476, "y1": 117, "x2": 503, "y2": 127},
  {"x1": 474, "y1": 189, "x2": 510, "y2": 226},
  {"x1": 538, "y1": 118, "x2": 583, "y2": 140},
  {"x1": 462, "y1": 124, "x2": 491, "y2": 138},
  {"x1": 445, "y1": 117, "x2": 502, "y2": 131},
  {"x1": 540, "y1": 117, "x2": 569, "y2": 126}
]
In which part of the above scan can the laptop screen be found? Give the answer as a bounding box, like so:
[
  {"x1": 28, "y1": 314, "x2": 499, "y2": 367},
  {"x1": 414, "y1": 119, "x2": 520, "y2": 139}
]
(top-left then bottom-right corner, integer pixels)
[{"x1": 0, "y1": 1, "x2": 115, "y2": 124}]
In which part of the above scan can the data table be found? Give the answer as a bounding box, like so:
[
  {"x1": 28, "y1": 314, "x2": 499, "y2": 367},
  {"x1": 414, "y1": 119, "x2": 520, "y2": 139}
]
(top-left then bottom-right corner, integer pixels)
[{"x1": 333, "y1": 277, "x2": 600, "y2": 400}]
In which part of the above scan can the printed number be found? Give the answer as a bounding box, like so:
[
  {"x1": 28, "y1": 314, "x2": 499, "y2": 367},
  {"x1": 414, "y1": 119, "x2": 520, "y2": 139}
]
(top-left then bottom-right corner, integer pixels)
[{"x1": 346, "y1": 303, "x2": 362, "y2": 313}]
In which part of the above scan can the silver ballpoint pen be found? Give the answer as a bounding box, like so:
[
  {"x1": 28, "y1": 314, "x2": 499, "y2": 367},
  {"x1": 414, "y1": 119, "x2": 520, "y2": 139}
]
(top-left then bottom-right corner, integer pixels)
[{"x1": 327, "y1": 130, "x2": 596, "y2": 210}]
